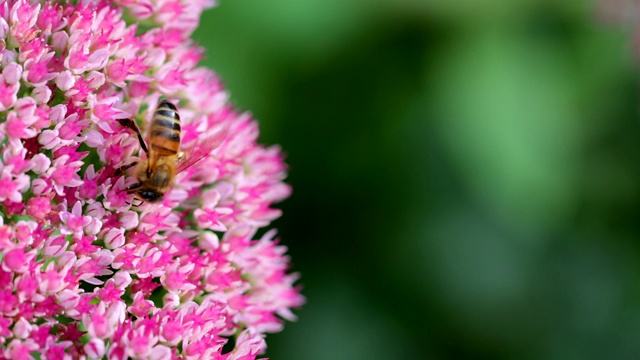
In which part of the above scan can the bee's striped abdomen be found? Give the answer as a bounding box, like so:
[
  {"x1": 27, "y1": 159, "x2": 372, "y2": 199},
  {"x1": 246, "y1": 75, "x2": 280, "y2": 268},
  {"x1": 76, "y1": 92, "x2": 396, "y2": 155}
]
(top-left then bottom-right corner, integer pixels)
[{"x1": 149, "y1": 100, "x2": 181, "y2": 156}]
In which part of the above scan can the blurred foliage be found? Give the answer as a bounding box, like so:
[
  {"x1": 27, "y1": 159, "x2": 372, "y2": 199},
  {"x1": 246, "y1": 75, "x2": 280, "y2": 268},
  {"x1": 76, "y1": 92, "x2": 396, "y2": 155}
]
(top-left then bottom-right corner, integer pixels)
[{"x1": 194, "y1": 0, "x2": 640, "y2": 359}]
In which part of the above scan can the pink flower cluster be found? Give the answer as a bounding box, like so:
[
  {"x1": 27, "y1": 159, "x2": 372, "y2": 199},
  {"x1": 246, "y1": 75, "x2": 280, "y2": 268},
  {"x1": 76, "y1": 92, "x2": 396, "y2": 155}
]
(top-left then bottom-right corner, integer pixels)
[{"x1": 0, "y1": 0, "x2": 303, "y2": 359}]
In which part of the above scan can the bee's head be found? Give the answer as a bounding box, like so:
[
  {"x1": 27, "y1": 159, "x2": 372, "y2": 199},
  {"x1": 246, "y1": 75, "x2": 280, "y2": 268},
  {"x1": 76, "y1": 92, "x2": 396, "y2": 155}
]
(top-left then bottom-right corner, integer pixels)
[{"x1": 138, "y1": 189, "x2": 163, "y2": 203}]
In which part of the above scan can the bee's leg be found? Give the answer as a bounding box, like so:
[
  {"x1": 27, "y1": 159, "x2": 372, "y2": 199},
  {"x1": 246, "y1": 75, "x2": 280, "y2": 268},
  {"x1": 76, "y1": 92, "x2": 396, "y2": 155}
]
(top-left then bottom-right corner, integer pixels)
[
  {"x1": 118, "y1": 118, "x2": 149, "y2": 155},
  {"x1": 117, "y1": 181, "x2": 142, "y2": 195},
  {"x1": 115, "y1": 162, "x2": 138, "y2": 176},
  {"x1": 126, "y1": 182, "x2": 143, "y2": 193},
  {"x1": 125, "y1": 198, "x2": 144, "y2": 207},
  {"x1": 131, "y1": 198, "x2": 144, "y2": 207},
  {"x1": 124, "y1": 184, "x2": 143, "y2": 207}
]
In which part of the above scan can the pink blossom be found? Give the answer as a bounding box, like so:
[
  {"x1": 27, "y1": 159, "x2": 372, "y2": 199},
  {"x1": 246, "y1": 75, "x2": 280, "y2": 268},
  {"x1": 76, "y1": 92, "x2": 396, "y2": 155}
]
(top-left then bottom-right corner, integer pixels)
[
  {"x1": 84, "y1": 303, "x2": 114, "y2": 339},
  {"x1": 5, "y1": 339, "x2": 37, "y2": 360},
  {"x1": 2, "y1": 247, "x2": 32, "y2": 273},
  {"x1": 15, "y1": 274, "x2": 38, "y2": 300},
  {"x1": 0, "y1": 74, "x2": 19, "y2": 110},
  {"x1": 57, "y1": 289, "x2": 80, "y2": 310},
  {"x1": 0, "y1": 164, "x2": 29, "y2": 202},
  {"x1": 0, "y1": 0, "x2": 302, "y2": 358},
  {"x1": 59, "y1": 201, "x2": 94, "y2": 236},
  {"x1": 84, "y1": 338, "x2": 106, "y2": 359}
]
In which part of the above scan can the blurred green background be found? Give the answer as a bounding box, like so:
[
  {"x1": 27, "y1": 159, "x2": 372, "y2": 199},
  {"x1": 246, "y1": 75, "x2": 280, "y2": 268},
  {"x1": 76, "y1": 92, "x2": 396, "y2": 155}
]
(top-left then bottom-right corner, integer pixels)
[{"x1": 194, "y1": 0, "x2": 640, "y2": 359}]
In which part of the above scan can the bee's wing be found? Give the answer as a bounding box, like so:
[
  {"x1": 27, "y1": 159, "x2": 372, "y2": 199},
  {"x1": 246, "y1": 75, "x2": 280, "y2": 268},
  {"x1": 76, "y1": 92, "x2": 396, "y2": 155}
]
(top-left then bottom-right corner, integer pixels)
[{"x1": 176, "y1": 129, "x2": 228, "y2": 174}]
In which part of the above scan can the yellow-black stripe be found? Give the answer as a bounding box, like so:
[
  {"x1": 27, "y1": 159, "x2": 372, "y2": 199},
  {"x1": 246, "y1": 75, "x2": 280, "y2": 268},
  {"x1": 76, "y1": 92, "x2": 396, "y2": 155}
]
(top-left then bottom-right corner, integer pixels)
[
  {"x1": 153, "y1": 115, "x2": 181, "y2": 131},
  {"x1": 149, "y1": 100, "x2": 181, "y2": 156},
  {"x1": 151, "y1": 129, "x2": 180, "y2": 142}
]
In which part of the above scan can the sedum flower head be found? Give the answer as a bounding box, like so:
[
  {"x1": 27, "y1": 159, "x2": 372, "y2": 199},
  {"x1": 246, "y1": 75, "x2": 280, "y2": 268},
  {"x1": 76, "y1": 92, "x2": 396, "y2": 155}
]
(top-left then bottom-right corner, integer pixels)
[{"x1": 0, "y1": 0, "x2": 303, "y2": 358}]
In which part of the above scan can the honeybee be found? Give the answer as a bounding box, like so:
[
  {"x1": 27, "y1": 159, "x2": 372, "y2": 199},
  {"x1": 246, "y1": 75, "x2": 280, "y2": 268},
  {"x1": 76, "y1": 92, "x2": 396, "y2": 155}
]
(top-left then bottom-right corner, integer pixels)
[{"x1": 117, "y1": 100, "x2": 227, "y2": 203}]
